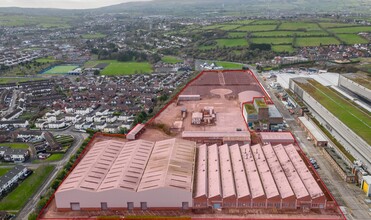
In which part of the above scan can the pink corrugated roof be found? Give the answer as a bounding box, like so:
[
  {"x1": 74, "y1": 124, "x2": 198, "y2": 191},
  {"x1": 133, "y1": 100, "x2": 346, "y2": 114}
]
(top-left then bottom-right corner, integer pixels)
[
  {"x1": 219, "y1": 144, "x2": 236, "y2": 198},
  {"x1": 229, "y1": 144, "x2": 250, "y2": 199},
  {"x1": 261, "y1": 144, "x2": 295, "y2": 199},
  {"x1": 240, "y1": 144, "x2": 265, "y2": 199},
  {"x1": 284, "y1": 144, "x2": 324, "y2": 199},
  {"x1": 57, "y1": 138, "x2": 196, "y2": 194},
  {"x1": 272, "y1": 144, "x2": 310, "y2": 200},
  {"x1": 251, "y1": 144, "x2": 280, "y2": 199},
  {"x1": 208, "y1": 144, "x2": 222, "y2": 199},
  {"x1": 194, "y1": 144, "x2": 207, "y2": 198}
]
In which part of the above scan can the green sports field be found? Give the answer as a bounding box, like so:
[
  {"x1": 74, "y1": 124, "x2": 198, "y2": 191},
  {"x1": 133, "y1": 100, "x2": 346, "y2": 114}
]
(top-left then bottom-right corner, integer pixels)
[
  {"x1": 43, "y1": 65, "x2": 79, "y2": 74},
  {"x1": 84, "y1": 60, "x2": 152, "y2": 75},
  {"x1": 298, "y1": 79, "x2": 371, "y2": 145}
]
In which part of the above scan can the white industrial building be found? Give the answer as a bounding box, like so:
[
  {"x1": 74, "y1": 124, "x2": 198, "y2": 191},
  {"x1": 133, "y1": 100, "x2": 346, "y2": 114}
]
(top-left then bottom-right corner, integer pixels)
[{"x1": 55, "y1": 138, "x2": 196, "y2": 211}]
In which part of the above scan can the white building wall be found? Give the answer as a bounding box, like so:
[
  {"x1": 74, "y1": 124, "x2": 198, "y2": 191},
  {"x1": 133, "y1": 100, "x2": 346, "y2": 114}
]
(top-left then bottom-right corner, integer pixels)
[
  {"x1": 56, "y1": 187, "x2": 193, "y2": 209},
  {"x1": 301, "y1": 89, "x2": 371, "y2": 170},
  {"x1": 339, "y1": 75, "x2": 371, "y2": 102}
]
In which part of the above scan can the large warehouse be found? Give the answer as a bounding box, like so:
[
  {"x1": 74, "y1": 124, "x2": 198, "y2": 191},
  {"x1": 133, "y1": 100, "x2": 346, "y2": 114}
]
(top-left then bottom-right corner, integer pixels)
[
  {"x1": 193, "y1": 143, "x2": 329, "y2": 209},
  {"x1": 55, "y1": 138, "x2": 196, "y2": 211}
]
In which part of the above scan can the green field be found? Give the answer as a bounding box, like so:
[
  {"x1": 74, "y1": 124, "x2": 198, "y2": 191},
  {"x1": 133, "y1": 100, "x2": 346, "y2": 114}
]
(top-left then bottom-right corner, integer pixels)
[
  {"x1": 215, "y1": 61, "x2": 244, "y2": 69},
  {"x1": 36, "y1": 57, "x2": 58, "y2": 63},
  {"x1": 201, "y1": 24, "x2": 223, "y2": 30},
  {"x1": 219, "y1": 25, "x2": 241, "y2": 31},
  {"x1": 337, "y1": 34, "x2": 369, "y2": 44},
  {"x1": 251, "y1": 37, "x2": 293, "y2": 45},
  {"x1": 0, "y1": 15, "x2": 71, "y2": 28},
  {"x1": 252, "y1": 30, "x2": 328, "y2": 37},
  {"x1": 0, "y1": 143, "x2": 29, "y2": 149},
  {"x1": 161, "y1": 56, "x2": 182, "y2": 64},
  {"x1": 46, "y1": 154, "x2": 64, "y2": 161},
  {"x1": 0, "y1": 165, "x2": 54, "y2": 211},
  {"x1": 0, "y1": 168, "x2": 12, "y2": 177},
  {"x1": 85, "y1": 60, "x2": 152, "y2": 75},
  {"x1": 272, "y1": 45, "x2": 295, "y2": 53},
  {"x1": 43, "y1": 65, "x2": 79, "y2": 74},
  {"x1": 228, "y1": 32, "x2": 247, "y2": 38},
  {"x1": 233, "y1": 20, "x2": 255, "y2": 25},
  {"x1": 279, "y1": 22, "x2": 321, "y2": 31},
  {"x1": 235, "y1": 25, "x2": 277, "y2": 32},
  {"x1": 251, "y1": 20, "x2": 280, "y2": 25},
  {"x1": 252, "y1": 31, "x2": 294, "y2": 37},
  {"x1": 216, "y1": 38, "x2": 248, "y2": 47},
  {"x1": 329, "y1": 26, "x2": 371, "y2": 34},
  {"x1": 319, "y1": 22, "x2": 355, "y2": 28},
  {"x1": 0, "y1": 78, "x2": 44, "y2": 84},
  {"x1": 295, "y1": 37, "x2": 340, "y2": 47},
  {"x1": 81, "y1": 33, "x2": 106, "y2": 39},
  {"x1": 298, "y1": 79, "x2": 371, "y2": 145}
]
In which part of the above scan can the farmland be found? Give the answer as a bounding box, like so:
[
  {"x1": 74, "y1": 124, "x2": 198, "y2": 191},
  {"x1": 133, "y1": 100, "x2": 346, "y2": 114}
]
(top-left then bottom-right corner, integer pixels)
[
  {"x1": 295, "y1": 37, "x2": 340, "y2": 47},
  {"x1": 235, "y1": 24, "x2": 277, "y2": 32},
  {"x1": 329, "y1": 26, "x2": 371, "y2": 33},
  {"x1": 298, "y1": 79, "x2": 371, "y2": 145},
  {"x1": 337, "y1": 34, "x2": 369, "y2": 44},
  {"x1": 84, "y1": 60, "x2": 152, "y2": 75},
  {"x1": 251, "y1": 37, "x2": 292, "y2": 45},
  {"x1": 0, "y1": 14, "x2": 72, "y2": 28},
  {"x1": 228, "y1": 32, "x2": 247, "y2": 38},
  {"x1": 216, "y1": 38, "x2": 248, "y2": 47},
  {"x1": 279, "y1": 22, "x2": 321, "y2": 31},
  {"x1": 187, "y1": 20, "x2": 370, "y2": 56}
]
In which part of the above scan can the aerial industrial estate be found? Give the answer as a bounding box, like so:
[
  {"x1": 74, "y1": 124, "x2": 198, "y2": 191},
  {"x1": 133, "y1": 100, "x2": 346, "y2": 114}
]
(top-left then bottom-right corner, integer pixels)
[
  {"x1": 38, "y1": 70, "x2": 343, "y2": 219},
  {"x1": 0, "y1": 0, "x2": 370, "y2": 220}
]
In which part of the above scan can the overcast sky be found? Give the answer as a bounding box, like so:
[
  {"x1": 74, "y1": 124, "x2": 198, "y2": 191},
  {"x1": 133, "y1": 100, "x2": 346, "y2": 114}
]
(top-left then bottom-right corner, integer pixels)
[{"x1": 0, "y1": 0, "x2": 152, "y2": 9}]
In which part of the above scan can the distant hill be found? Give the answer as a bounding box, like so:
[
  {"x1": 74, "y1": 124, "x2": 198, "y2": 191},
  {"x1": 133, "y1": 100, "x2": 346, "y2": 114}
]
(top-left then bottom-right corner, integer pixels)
[{"x1": 0, "y1": 0, "x2": 370, "y2": 17}]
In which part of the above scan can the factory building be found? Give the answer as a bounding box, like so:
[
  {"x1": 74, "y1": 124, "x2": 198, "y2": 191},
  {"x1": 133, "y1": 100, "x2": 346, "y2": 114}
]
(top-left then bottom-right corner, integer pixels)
[
  {"x1": 55, "y1": 138, "x2": 196, "y2": 211},
  {"x1": 182, "y1": 131, "x2": 251, "y2": 145},
  {"x1": 193, "y1": 143, "x2": 328, "y2": 209}
]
